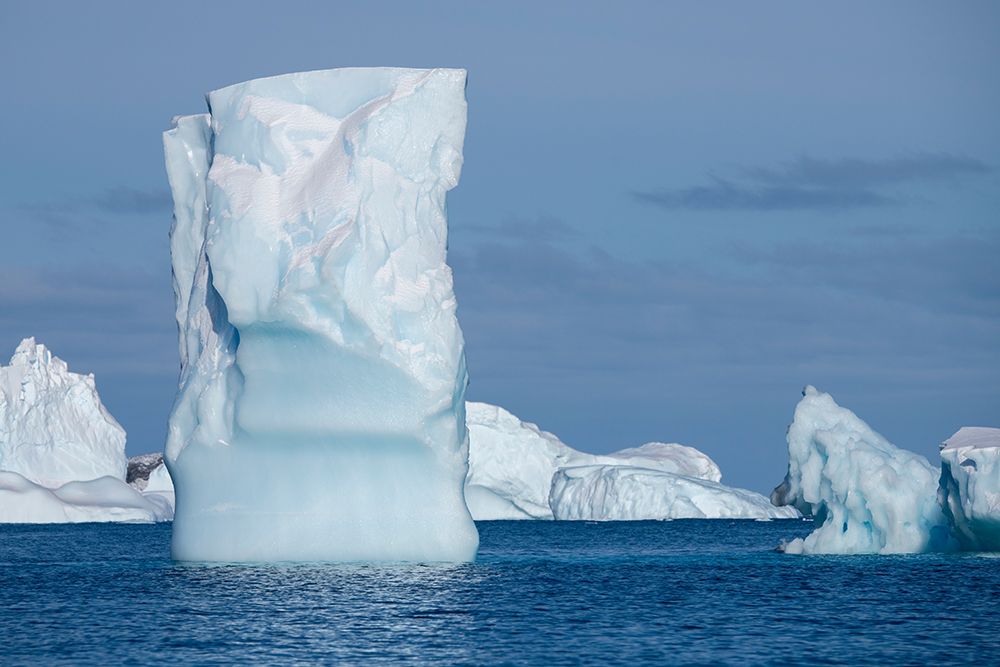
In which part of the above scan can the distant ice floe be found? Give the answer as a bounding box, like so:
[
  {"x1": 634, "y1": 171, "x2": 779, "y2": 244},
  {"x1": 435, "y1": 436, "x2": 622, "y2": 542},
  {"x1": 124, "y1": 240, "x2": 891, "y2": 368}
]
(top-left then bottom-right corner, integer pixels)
[
  {"x1": 550, "y1": 465, "x2": 799, "y2": 521},
  {"x1": 465, "y1": 402, "x2": 795, "y2": 522},
  {"x1": 0, "y1": 339, "x2": 171, "y2": 523}
]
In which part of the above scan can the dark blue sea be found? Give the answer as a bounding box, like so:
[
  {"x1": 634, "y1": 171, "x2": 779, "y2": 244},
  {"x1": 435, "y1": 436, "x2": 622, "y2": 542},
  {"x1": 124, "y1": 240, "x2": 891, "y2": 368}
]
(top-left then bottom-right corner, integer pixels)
[{"x1": 1, "y1": 520, "x2": 998, "y2": 665}]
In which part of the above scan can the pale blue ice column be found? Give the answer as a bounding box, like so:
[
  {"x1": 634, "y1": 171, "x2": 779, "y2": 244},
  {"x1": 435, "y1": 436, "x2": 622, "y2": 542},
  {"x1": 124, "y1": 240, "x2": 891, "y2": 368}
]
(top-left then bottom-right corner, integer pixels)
[{"x1": 163, "y1": 68, "x2": 478, "y2": 562}]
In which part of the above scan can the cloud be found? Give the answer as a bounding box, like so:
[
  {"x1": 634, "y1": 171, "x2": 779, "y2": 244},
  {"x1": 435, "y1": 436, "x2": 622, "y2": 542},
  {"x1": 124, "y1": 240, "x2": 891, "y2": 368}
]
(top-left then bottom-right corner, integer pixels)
[
  {"x1": 633, "y1": 175, "x2": 894, "y2": 211},
  {"x1": 0, "y1": 265, "x2": 177, "y2": 375},
  {"x1": 90, "y1": 187, "x2": 173, "y2": 214},
  {"x1": 461, "y1": 216, "x2": 581, "y2": 243},
  {"x1": 747, "y1": 153, "x2": 993, "y2": 190},
  {"x1": 21, "y1": 186, "x2": 173, "y2": 231},
  {"x1": 633, "y1": 153, "x2": 993, "y2": 212}
]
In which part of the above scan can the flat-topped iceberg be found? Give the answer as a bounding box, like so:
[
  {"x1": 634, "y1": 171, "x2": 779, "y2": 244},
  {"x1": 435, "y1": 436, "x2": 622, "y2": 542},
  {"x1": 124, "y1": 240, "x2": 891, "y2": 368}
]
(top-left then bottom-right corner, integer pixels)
[
  {"x1": 0, "y1": 338, "x2": 171, "y2": 523},
  {"x1": 465, "y1": 402, "x2": 790, "y2": 521},
  {"x1": 550, "y1": 465, "x2": 799, "y2": 521},
  {"x1": 939, "y1": 427, "x2": 1000, "y2": 551},
  {"x1": 772, "y1": 386, "x2": 951, "y2": 554},
  {"x1": 164, "y1": 68, "x2": 477, "y2": 562}
]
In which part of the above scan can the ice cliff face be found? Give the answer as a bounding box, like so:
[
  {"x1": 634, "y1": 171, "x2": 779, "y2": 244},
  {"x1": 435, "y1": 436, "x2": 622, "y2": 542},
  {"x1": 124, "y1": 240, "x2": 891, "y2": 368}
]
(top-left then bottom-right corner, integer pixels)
[
  {"x1": 465, "y1": 402, "x2": 790, "y2": 521},
  {"x1": 165, "y1": 68, "x2": 476, "y2": 562},
  {"x1": 772, "y1": 386, "x2": 951, "y2": 554},
  {"x1": 0, "y1": 339, "x2": 170, "y2": 523},
  {"x1": 464, "y1": 402, "x2": 589, "y2": 519},
  {"x1": 939, "y1": 427, "x2": 1000, "y2": 551},
  {"x1": 0, "y1": 338, "x2": 126, "y2": 487}
]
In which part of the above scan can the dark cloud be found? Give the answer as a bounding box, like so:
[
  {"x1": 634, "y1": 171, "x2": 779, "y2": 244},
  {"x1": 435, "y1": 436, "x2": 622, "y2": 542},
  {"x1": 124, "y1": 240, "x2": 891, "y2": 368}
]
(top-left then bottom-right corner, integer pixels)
[
  {"x1": 747, "y1": 153, "x2": 993, "y2": 190},
  {"x1": 21, "y1": 186, "x2": 173, "y2": 231},
  {"x1": 461, "y1": 216, "x2": 581, "y2": 243},
  {"x1": 90, "y1": 187, "x2": 173, "y2": 214},
  {"x1": 634, "y1": 153, "x2": 993, "y2": 212},
  {"x1": 632, "y1": 175, "x2": 894, "y2": 211},
  {"x1": 0, "y1": 265, "x2": 177, "y2": 375}
]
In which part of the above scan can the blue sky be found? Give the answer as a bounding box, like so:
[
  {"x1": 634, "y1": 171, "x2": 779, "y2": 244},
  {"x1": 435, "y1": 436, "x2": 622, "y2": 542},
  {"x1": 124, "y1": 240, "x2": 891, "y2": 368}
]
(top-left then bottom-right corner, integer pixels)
[{"x1": 1, "y1": 2, "x2": 997, "y2": 492}]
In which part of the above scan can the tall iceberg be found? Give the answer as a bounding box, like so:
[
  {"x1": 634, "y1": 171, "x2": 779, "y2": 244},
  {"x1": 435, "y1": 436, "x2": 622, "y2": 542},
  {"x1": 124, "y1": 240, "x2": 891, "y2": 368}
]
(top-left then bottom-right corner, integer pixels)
[
  {"x1": 164, "y1": 68, "x2": 477, "y2": 562},
  {"x1": 938, "y1": 427, "x2": 1000, "y2": 551},
  {"x1": 772, "y1": 386, "x2": 950, "y2": 554}
]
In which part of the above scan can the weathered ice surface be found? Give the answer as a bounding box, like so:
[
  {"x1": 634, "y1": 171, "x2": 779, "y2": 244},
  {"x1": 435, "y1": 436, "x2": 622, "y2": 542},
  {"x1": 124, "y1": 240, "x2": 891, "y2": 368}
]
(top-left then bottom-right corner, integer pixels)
[
  {"x1": 939, "y1": 427, "x2": 1000, "y2": 551},
  {"x1": 0, "y1": 338, "x2": 126, "y2": 487},
  {"x1": 550, "y1": 465, "x2": 799, "y2": 521},
  {"x1": 772, "y1": 386, "x2": 951, "y2": 554},
  {"x1": 0, "y1": 339, "x2": 171, "y2": 523},
  {"x1": 464, "y1": 402, "x2": 590, "y2": 519},
  {"x1": 165, "y1": 68, "x2": 476, "y2": 561},
  {"x1": 464, "y1": 402, "x2": 785, "y2": 521}
]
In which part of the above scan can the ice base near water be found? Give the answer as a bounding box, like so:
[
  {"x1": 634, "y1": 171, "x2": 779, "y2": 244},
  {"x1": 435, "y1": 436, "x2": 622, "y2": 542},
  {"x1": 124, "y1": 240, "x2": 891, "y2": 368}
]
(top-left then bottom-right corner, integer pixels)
[
  {"x1": 465, "y1": 402, "x2": 792, "y2": 521},
  {"x1": 165, "y1": 68, "x2": 476, "y2": 562}
]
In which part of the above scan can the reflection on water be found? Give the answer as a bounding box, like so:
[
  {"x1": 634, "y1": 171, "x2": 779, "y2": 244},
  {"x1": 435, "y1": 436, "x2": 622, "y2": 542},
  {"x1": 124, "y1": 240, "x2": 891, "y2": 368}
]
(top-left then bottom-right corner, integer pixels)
[{"x1": 2, "y1": 520, "x2": 999, "y2": 665}]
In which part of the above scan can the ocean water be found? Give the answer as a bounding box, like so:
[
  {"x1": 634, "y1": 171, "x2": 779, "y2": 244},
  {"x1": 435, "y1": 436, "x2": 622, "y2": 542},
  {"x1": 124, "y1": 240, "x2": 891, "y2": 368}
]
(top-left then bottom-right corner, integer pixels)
[{"x1": 1, "y1": 520, "x2": 998, "y2": 665}]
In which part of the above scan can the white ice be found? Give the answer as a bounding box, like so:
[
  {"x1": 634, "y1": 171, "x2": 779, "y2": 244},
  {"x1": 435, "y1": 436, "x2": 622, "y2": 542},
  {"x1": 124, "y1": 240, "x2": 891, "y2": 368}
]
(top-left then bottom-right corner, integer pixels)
[
  {"x1": 465, "y1": 402, "x2": 791, "y2": 521},
  {"x1": 464, "y1": 402, "x2": 591, "y2": 519},
  {"x1": 0, "y1": 338, "x2": 126, "y2": 487},
  {"x1": 938, "y1": 426, "x2": 1000, "y2": 551},
  {"x1": 0, "y1": 471, "x2": 172, "y2": 524},
  {"x1": 165, "y1": 68, "x2": 476, "y2": 562},
  {"x1": 772, "y1": 386, "x2": 950, "y2": 554},
  {"x1": 550, "y1": 465, "x2": 799, "y2": 521},
  {"x1": 0, "y1": 339, "x2": 171, "y2": 523}
]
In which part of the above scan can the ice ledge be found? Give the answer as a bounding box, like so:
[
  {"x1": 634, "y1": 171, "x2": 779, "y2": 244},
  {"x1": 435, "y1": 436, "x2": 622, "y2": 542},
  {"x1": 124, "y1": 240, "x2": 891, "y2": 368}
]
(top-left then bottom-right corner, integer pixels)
[{"x1": 942, "y1": 426, "x2": 1000, "y2": 452}]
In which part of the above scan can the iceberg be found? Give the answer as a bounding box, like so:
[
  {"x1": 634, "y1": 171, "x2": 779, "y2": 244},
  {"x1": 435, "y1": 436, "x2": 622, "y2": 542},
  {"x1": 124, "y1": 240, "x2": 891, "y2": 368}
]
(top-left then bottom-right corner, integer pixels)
[
  {"x1": 0, "y1": 339, "x2": 171, "y2": 523},
  {"x1": 464, "y1": 402, "x2": 591, "y2": 519},
  {"x1": 772, "y1": 386, "x2": 950, "y2": 554},
  {"x1": 464, "y1": 402, "x2": 788, "y2": 521},
  {"x1": 939, "y1": 427, "x2": 1000, "y2": 551},
  {"x1": 164, "y1": 68, "x2": 477, "y2": 562},
  {"x1": 550, "y1": 465, "x2": 799, "y2": 521},
  {"x1": 0, "y1": 338, "x2": 126, "y2": 487}
]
